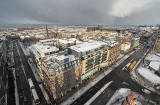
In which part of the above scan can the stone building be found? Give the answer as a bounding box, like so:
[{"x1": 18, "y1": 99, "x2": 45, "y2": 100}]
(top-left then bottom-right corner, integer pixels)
[
  {"x1": 131, "y1": 38, "x2": 140, "y2": 48},
  {"x1": 152, "y1": 36, "x2": 160, "y2": 52},
  {"x1": 106, "y1": 41, "x2": 121, "y2": 66},
  {"x1": 38, "y1": 54, "x2": 82, "y2": 100},
  {"x1": 116, "y1": 35, "x2": 132, "y2": 44}
]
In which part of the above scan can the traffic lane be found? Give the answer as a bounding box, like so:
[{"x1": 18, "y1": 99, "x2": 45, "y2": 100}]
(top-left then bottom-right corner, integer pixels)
[
  {"x1": 91, "y1": 82, "x2": 122, "y2": 105},
  {"x1": 71, "y1": 74, "x2": 113, "y2": 105},
  {"x1": 90, "y1": 48, "x2": 150, "y2": 105},
  {"x1": 16, "y1": 41, "x2": 48, "y2": 105},
  {"x1": 15, "y1": 41, "x2": 33, "y2": 105},
  {"x1": 71, "y1": 50, "x2": 139, "y2": 105},
  {"x1": 13, "y1": 42, "x2": 24, "y2": 105},
  {"x1": 13, "y1": 41, "x2": 32, "y2": 105}
]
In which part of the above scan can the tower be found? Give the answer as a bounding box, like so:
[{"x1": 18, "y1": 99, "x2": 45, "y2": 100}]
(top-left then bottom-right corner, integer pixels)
[{"x1": 46, "y1": 25, "x2": 49, "y2": 38}]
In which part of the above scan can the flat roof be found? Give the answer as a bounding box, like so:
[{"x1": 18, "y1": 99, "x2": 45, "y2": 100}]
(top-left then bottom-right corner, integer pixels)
[
  {"x1": 33, "y1": 44, "x2": 59, "y2": 53},
  {"x1": 58, "y1": 38, "x2": 78, "y2": 44},
  {"x1": 70, "y1": 41, "x2": 107, "y2": 53},
  {"x1": 40, "y1": 38, "x2": 57, "y2": 43},
  {"x1": 55, "y1": 55, "x2": 76, "y2": 62}
]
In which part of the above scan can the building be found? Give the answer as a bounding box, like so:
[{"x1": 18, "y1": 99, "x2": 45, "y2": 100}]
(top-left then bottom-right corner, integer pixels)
[
  {"x1": 152, "y1": 36, "x2": 160, "y2": 52},
  {"x1": 0, "y1": 36, "x2": 8, "y2": 105},
  {"x1": 58, "y1": 38, "x2": 81, "y2": 49},
  {"x1": 105, "y1": 41, "x2": 121, "y2": 66},
  {"x1": 116, "y1": 35, "x2": 132, "y2": 44},
  {"x1": 69, "y1": 41, "x2": 108, "y2": 81},
  {"x1": 121, "y1": 42, "x2": 131, "y2": 53},
  {"x1": 140, "y1": 34, "x2": 152, "y2": 44},
  {"x1": 39, "y1": 38, "x2": 57, "y2": 46},
  {"x1": 30, "y1": 44, "x2": 59, "y2": 61},
  {"x1": 131, "y1": 38, "x2": 139, "y2": 48},
  {"x1": 122, "y1": 93, "x2": 137, "y2": 105},
  {"x1": 37, "y1": 54, "x2": 81, "y2": 100}
]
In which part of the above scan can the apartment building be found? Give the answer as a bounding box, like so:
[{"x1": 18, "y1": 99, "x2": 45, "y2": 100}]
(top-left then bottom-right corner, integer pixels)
[
  {"x1": 152, "y1": 35, "x2": 160, "y2": 52},
  {"x1": 38, "y1": 54, "x2": 81, "y2": 99},
  {"x1": 69, "y1": 41, "x2": 108, "y2": 81},
  {"x1": 58, "y1": 38, "x2": 81, "y2": 49},
  {"x1": 121, "y1": 42, "x2": 131, "y2": 53},
  {"x1": 30, "y1": 44, "x2": 59, "y2": 62},
  {"x1": 116, "y1": 35, "x2": 132, "y2": 44},
  {"x1": 131, "y1": 38, "x2": 140, "y2": 48},
  {"x1": 105, "y1": 41, "x2": 121, "y2": 66}
]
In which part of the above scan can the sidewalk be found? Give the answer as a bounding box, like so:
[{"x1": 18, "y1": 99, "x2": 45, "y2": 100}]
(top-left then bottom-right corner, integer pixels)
[{"x1": 60, "y1": 51, "x2": 135, "y2": 105}]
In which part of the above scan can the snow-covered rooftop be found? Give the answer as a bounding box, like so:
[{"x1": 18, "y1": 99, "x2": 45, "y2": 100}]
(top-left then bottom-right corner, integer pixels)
[
  {"x1": 33, "y1": 44, "x2": 59, "y2": 53},
  {"x1": 55, "y1": 54, "x2": 76, "y2": 62},
  {"x1": 58, "y1": 38, "x2": 78, "y2": 44},
  {"x1": 145, "y1": 53, "x2": 160, "y2": 62},
  {"x1": 40, "y1": 38, "x2": 57, "y2": 43},
  {"x1": 149, "y1": 61, "x2": 160, "y2": 71},
  {"x1": 105, "y1": 40, "x2": 119, "y2": 47},
  {"x1": 137, "y1": 67, "x2": 160, "y2": 85},
  {"x1": 69, "y1": 41, "x2": 107, "y2": 53}
]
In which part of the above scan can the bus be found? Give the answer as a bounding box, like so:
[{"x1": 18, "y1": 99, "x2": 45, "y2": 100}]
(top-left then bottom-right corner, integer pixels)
[
  {"x1": 123, "y1": 61, "x2": 136, "y2": 72},
  {"x1": 28, "y1": 78, "x2": 34, "y2": 89},
  {"x1": 129, "y1": 61, "x2": 136, "y2": 70},
  {"x1": 31, "y1": 89, "x2": 40, "y2": 105}
]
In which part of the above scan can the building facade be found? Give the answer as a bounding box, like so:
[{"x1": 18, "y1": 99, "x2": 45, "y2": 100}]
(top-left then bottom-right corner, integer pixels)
[
  {"x1": 121, "y1": 42, "x2": 131, "y2": 53},
  {"x1": 131, "y1": 38, "x2": 140, "y2": 48},
  {"x1": 152, "y1": 36, "x2": 160, "y2": 52},
  {"x1": 35, "y1": 54, "x2": 82, "y2": 100},
  {"x1": 106, "y1": 41, "x2": 121, "y2": 66},
  {"x1": 69, "y1": 41, "x2": 108, "y2": 81}
]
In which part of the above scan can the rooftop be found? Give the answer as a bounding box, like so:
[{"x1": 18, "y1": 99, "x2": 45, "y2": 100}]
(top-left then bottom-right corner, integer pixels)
[
  {"x1": 33, "y1": 44, "x2": 59, "y2": 53},
  {"x1": 137, "y1": 67, "x2": 160, "y2": 85},
  {"x1": 70, "y1": 41, "x2": 107, "y2": 53},
  {"x1": 55, "y1": 54, "x2": 76, "y2": 62},
  {"x1": 58, "y1": 38, "x2": 79, "y2": 44},
  {"x1": 145, "y1": 53, "x2": 160, "y2": 62}
]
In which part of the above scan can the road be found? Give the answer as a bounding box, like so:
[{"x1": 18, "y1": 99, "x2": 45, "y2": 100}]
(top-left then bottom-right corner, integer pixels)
[
  {"x1": 12, "y1": 40, "x2": 51, "y2": 105},
  {"x1": 12, "y1": 40, "x2": 32, "y2": 105},
  {"x1": 71, "y1": 34, "x2": 160, "y2": 105}
]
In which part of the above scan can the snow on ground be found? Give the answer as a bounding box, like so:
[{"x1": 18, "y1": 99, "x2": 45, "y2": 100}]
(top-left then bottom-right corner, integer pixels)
[
  {"x1": 106, "y1": 88, "x2": 131, "y2": 105},
  {"x1": 19, "y1": 41, "x2": 30, "y2": 56},
  {"x1": 137, "y1": 67, "x2": 160, "y2": 85}
]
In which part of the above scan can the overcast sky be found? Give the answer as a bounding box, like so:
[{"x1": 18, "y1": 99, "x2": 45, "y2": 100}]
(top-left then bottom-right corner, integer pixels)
[{"x1": 0, "y1": 0, "x2": 160, "y2": 25}]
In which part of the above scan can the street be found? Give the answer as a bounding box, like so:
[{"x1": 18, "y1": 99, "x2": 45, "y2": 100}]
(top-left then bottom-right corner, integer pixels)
[
  {"x1": 12, "y1": 40, "x2": 51, "y2": 105},
  {"x1": 71, "y1": 34, "x2": 160, "y2": 105}
]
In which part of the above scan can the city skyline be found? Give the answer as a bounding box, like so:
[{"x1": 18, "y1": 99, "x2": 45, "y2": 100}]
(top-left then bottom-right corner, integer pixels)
[{"x1": 1, "y1": 0, "x2": 160, "y2": 25}]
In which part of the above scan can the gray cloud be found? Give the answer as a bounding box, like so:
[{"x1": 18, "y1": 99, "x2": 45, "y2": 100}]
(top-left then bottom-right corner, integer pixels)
[{"x1": 0, "y1": 0, "x2": 160, "y2": 25}]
